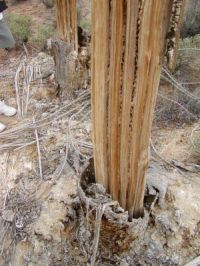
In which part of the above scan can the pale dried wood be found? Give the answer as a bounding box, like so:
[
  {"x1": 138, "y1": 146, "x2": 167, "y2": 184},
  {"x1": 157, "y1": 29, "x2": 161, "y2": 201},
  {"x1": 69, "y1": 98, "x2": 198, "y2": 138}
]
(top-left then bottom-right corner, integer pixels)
[
  {"x1": 91, "y1": 0, "x2": 110, "y2": 189},
  {"x1": 119, "y1": 0, "x2": 138, "y2": 210},
  {"x1": 55, "y1": 0, "x2": 78, "y2": 52},
  {"x1": 92, "y1": 0, "x2": 174, "y2": 219},
  {"x1": 51, "y1": 40, "x2": 73, "y2": 95},
  {"x1": 128, "y1": 0, "x2": 173, "y2": 218},
  {"x1": 108, "y1": 0, "x2": 124, "y2": 200},
  {"x1": 54, "y1": 0, "x2": 78, "y2": 95},
  {"x1": 167, "y1": 0, "x2": 186, "y2": 72}
]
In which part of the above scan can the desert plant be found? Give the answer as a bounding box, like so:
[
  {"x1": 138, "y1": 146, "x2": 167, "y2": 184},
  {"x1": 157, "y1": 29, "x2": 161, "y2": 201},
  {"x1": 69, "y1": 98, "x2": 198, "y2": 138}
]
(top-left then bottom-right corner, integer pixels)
[
  {"x1": 179, "y1": 35, "x2": 200, "y2": 50},
  {"x1": 31, "y1": 25, "x2": 55, "y2": 48},
  {"x1": 181, "y1": 0, "x2": 200, "y2": 37},
  {"x1": 194, "y1": 133, "x2": 200, "y2": 151},
  {"x1": 10, "y1": 0, "x2": 28, "y2": 4},
  {"x1": 5, "y1": 13, "x2": 32, "y2": 44},
  {"x1": 190, "y1": 126, "x2": 200, "y2": 154},
  {"x1": 79, "y1": 19, "x2": 90, "y2": 32},
  {"x1": 77, "y1": 6, "x2": 90, "y2": 32},
  {"x1": 42, "y1": 0, "x2": 55, "y2": 8}
]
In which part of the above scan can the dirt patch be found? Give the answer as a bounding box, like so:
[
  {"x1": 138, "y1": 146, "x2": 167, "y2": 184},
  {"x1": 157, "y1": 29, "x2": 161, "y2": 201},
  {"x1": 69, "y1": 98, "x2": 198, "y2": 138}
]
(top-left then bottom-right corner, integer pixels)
[
  {"x1": 7, "y1": 0, "x2": 56, "y2": 29},
  {"x1": 152, "y1": 123, "x2": 200, "y2": 164},
  {"x1": 1, "y1": 160, "x2": 198, "y2": 266}
]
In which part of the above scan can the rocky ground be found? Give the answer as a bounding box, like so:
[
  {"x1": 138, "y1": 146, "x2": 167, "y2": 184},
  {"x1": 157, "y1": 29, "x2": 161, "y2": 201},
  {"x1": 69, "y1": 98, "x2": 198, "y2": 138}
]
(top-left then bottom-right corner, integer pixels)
[{"x1": 0, "y1": 1, "x2": 200, "y2": 266}]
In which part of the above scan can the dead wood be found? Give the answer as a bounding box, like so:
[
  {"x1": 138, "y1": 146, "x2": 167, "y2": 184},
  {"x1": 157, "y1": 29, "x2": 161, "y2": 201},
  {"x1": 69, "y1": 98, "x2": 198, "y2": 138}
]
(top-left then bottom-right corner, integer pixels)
[
  {"x1": 78, "y1": 182, "x2": 148, "y2": 254},
  {"x1": 51, "y1": 40, "x2": 74, "y2": 95},
  {"x1": 166, "y1": 0, "x2": 186, "y2": 72},
  {"x1": 78, "y1": 159, "x2": 148, "y2": 254},
  {"x1": 91, "y1": 0, "x2": 174, "y2": 219},
  {"x1": 55, "y1": 0, "x2": 78, "y2": 52},
  {"x1": 54, "y1": 0, "x2": 78, "y2": 96}
]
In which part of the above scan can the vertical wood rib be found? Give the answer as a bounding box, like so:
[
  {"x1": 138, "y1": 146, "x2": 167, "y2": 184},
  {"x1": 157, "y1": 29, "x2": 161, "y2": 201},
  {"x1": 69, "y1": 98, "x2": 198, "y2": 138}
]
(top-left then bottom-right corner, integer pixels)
[
  {"x1": 91, "y1": 0, "x2": 110, "y2": 189},
  {"x1": 167, "y1": 0, "x2": 186, "y2": 72},
  {"x1": 119, "y1": 0, "x2": 138, "y2": 209},
  {"x1": 128, "y1": 0, "x2": 173, "y2": 218},
  {"x1": 108, "y1": 0, "x2": 123, "y2": 200},
  {"x1": 56, "y1": 0, "x2": 78, "y2": 52}
]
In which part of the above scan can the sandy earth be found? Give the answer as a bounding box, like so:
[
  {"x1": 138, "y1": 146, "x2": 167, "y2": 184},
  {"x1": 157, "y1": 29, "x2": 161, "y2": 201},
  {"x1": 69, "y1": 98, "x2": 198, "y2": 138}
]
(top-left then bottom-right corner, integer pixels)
[{"x1": 7, "y1": 0, "x2": 56, "y2": 29}]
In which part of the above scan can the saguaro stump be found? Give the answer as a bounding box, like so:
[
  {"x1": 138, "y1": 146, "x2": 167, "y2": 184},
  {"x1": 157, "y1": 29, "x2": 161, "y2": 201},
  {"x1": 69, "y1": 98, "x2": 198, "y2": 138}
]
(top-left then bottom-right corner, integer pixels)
[
  {"x1": 56, "y1": 0, "x2": 78, "y2": 51},
  {"x1": 91, "y1": 0, "x2": 173, "y2": 219},
  {"x1": 54, "y1": 0, "x2": 78, "y2": 95},
  {"x1": 166, "y1": 0, "x2": 186, "y2": 72}
]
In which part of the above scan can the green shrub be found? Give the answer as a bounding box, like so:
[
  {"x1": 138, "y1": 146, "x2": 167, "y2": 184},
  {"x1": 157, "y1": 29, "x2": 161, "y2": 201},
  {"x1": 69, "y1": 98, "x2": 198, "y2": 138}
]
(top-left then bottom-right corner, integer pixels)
[
  {"x1": 31, "y1": 25, "x2": 55, "y2": 48},
  {"x1": 77, "y1": 6, "x2": 90, "y2": 32},
  {"x1": 179, "y1": 35, "x2": 200, "y2": 50},
  {"x1": 181, "y1": 0, "x2": 200, "y2": 38},
  {"x1": 77, "y1": 6, "x2": 81, "y2": 25},
  {"x1": 79, "y1": 19, "x2": 90, "y2": 32},
  {"x1": 5, "y1": 13, "x2": 32, "y2": 43},
  {"x1": 5, "y1": 13, "x2": 55, "y2": 49},
  {"x1": 42, "y1": 0, "x2": 55, "y2": 8},
  {"x1": 192, "y1": 130, "x2": 200, "y2": 152}
]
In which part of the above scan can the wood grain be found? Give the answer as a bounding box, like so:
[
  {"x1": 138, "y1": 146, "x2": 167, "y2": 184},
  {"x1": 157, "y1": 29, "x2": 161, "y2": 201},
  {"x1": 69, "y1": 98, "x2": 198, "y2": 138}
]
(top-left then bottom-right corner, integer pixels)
[
  {"x1": 56, "y1": 0, "x2": 78, "y2": 52},
  {"x1": 91, "y1": 0, "x2": 110, "y2": 189},
  {"x1": 91, "y1": 0, "x2": 174, "y2": 219}
]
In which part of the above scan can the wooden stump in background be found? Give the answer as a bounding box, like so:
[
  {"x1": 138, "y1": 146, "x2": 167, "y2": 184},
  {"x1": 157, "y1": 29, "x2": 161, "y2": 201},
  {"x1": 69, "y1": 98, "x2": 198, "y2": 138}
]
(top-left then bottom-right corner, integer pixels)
[
  {"x1": 53, "y1": 0, "x2": 78, "y2": 95},
  {"x1": 56, "y1": 0, "x2": 78, "y2": 52},
  {"x1": 52, "y1": 40, "x2": 70, "y2": 94},
  {"x1": 166, "y1": 0, "x2": 186, "y2": 72}
]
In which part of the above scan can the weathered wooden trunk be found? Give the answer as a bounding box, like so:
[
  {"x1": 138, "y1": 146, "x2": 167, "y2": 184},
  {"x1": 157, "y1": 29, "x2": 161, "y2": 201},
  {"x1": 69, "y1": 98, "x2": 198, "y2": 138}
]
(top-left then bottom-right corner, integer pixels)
[
  {"x1": 54, "y1": 0, "x2": 78, "y2": 95},
  {"x1": 56, "y1": 0, "x2": 78, "y2": 51},
  {"x1": 166, "y1": 0, "x2": 186, "y2": 72},
  {"x1": 91, "y1": 0, "x2": 174, "y2": 219}
]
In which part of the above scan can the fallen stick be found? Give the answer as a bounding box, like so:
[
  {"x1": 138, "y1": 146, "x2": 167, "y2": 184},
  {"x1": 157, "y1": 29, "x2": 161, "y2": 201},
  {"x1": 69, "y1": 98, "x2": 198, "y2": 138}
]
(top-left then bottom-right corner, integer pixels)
[
  {"x1": 90, "y1": 202, "x2": 118, "y2": 266},
  {"x1": 34, "y1": 119, "x2": 43, "y2": 179},
  {"x1": 14, "y1": 63, "x2": 23, "y2": 118},
  {"x1": 184, "y1": 256, "x2": 200, "y2": 266}
]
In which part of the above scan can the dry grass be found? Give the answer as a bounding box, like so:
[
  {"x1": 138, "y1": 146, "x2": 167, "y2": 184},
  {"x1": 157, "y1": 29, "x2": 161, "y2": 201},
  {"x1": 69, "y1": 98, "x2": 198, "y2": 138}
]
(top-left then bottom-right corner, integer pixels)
[
  {"x1": 190, "y1": 125, "x2": 200, "y2": 154},
  {"x1": 154, "y1": 67, "x2": 200, "y2": 125}
]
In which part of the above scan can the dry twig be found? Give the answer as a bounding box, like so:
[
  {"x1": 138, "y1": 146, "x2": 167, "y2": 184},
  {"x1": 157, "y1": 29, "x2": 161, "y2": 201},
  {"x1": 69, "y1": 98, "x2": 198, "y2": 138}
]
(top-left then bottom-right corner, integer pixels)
[{"x1": 34, "y1": 119, "x2": 43, "y2": 179}]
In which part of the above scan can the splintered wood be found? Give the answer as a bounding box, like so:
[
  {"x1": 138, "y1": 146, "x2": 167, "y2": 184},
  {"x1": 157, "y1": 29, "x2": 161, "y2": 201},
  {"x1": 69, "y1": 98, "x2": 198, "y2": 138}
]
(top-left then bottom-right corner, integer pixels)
[
  {"x1": 92, "y1": 0, "x2": 173, "y2": 219},
  {"x1": 54, "y1": 0, "x2": 78, "y2": 95},
  {"x1": 166, "y1": 0, "x2": 186, "y2": 72},
  {"x1": 56, "y1": 0, "x2": 78, "y2": 52}
]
